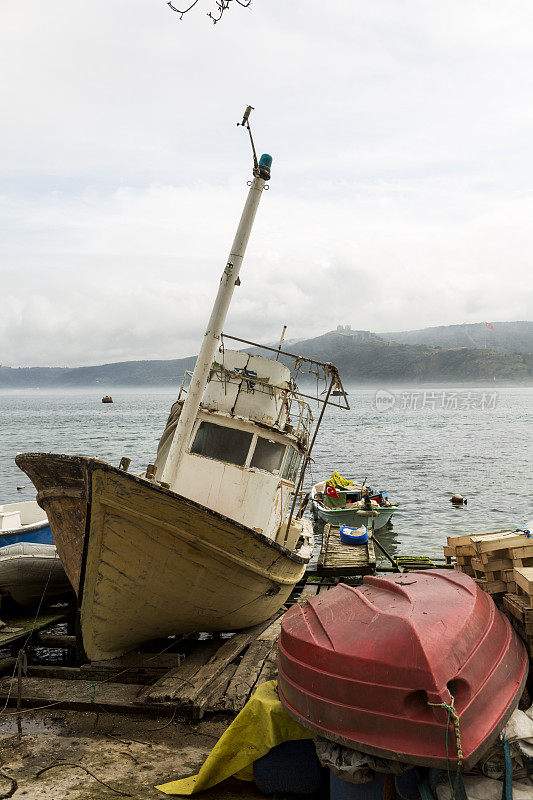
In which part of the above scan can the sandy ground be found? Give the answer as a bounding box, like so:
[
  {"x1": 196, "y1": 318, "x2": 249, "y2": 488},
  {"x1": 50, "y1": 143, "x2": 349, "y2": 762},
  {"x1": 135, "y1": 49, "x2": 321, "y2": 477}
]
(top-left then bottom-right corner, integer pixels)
[{"x1": 0, "y1": 708, "x2": 271, "y2": 800}]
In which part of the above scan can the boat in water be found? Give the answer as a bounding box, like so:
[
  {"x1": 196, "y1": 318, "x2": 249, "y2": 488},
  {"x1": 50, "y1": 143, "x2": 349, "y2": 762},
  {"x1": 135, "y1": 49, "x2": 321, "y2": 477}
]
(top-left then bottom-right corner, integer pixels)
[
  {"x1": 0, "y1": 500, "x2": 53, "y2": 547},
  {"x1": 277, "y1": 570, "x2": 528, "y2": 769},
  {"x1": 16, "y1": 110, "x2": 348, "y2": 660},
  {"x1": 0, "y1": 543, "x2": 71, "y2": 607},
  {"x1": 311, "y1": 479, "x2": 397, "y2": 530}
]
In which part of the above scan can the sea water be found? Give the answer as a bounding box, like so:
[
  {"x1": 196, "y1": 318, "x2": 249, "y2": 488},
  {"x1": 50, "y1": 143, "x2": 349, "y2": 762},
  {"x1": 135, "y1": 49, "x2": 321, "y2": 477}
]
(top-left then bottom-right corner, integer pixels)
[{"x1": 0, "y1": 386, "x2": 531, "y2": 558}]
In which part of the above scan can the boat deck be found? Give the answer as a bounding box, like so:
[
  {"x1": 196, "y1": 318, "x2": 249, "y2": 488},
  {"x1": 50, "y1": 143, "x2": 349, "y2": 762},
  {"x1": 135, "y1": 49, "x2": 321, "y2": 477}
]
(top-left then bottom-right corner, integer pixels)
[{"x1": 313, "y1": 523, "x2": 376, "y2": 577}]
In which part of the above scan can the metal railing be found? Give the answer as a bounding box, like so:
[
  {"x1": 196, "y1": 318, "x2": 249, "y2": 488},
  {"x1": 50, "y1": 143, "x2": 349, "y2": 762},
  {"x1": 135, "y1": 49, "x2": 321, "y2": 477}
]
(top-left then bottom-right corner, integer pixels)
[{"x1": 175, "y1": 367, "x2": 314, "y2": 441}]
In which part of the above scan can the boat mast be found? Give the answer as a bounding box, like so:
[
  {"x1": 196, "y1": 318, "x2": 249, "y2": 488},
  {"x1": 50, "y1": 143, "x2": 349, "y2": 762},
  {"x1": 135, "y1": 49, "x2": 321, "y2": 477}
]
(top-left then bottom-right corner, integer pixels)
[{"x1": 160, "y1": 108, "x2": 271, "y2": 489}]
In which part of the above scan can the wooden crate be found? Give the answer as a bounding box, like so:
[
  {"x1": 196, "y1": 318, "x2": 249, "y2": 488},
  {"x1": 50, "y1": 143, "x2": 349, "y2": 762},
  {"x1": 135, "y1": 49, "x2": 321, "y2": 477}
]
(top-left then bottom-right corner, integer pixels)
[
  {"x1": 474, "y1": 577, "x2": 506, "y2": 595},
  {"x1": 503, "y1": 593, "x2": 533, "y2": 624},
  {"x1": 514, "y1": 567, "x2": 533, "y2": 608},
  {"x1": 472, "y1": 532, "x2": 533, "y2": 555}
]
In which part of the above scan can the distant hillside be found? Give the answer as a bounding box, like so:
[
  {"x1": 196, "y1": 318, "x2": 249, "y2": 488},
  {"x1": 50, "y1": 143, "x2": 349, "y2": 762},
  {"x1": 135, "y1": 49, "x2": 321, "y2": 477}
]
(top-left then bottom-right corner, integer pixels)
[
  {"x1": 277, "y1": 331, "x2": 533, "y2": 384},
  {"x1": 382, "y1": 321, "x2": 533, "y2": 354},
  {"x1": 0, "y1": 356, "x2": 196, "y2": 388},
  {"x1": 1, "y1": 330, "x2": 532, "y2": 387}
]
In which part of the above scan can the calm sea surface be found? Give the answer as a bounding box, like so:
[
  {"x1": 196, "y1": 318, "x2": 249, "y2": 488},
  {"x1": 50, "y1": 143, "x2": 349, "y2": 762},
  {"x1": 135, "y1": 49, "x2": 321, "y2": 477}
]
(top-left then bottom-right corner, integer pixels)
[{"x1": 0, "y1": 386, "x2": 531, "y2": 559}]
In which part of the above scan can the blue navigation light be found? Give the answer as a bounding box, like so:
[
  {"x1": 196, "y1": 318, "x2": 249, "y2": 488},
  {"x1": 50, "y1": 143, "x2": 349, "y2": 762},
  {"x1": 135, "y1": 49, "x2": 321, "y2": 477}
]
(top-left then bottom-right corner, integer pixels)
[{"x1": 258, "y1": 153, "x2": 272, "y2": 180}]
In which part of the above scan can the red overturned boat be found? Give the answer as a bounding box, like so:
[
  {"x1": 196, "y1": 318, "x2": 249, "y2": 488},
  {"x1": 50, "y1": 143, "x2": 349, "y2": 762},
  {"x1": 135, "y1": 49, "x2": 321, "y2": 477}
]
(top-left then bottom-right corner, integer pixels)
[{"x1": 278, "y1": 570, "x2": 527, "y2": 769}]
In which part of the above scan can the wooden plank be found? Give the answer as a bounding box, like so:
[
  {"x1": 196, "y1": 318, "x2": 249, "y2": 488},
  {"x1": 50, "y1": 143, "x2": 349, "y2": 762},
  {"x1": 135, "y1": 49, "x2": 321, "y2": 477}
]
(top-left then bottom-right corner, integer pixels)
[
  {"x1": 315, "y1": 525, "x2": 376, "y2": 577},
  {"x1": 35, "y1": 633, "x2": 77, "y2": 649},
  {"x1": 80, "y1": 653, "x2": 184, "y2": 685},
  {"x1": 0, "y1": 612, "x2": 67, "y2": 647},
  {"x1": 139, "y1": 616, "x2": 280, "y2": 706},
  {"x1": 514, "y1": 568, "x2": 533, "y2": 604},
  {"x1": 508, "y1": 547, "x2": 533, "y2": 561},
  {"x1": 255, "y1": 641, "x2": 279, "y2": 685},
  {"x1": 171, "y1": 616, "x2": 281, "y2": 708},
  {"x1": 475, "y1": 578, "x2": 506, "y2": 594},
  {"x1": 447, "y1": 529, "x2": 513, "y2": 548},
  {"x1": 454, "y1": 564, "x2": 474, "y2": 577},
  {"x1": 136, "y1": 639, "x2": 221, "y2": 704},
  {"x1": 223, "y1": 616, "x2": 283, "y2": 713},
  {"x1": 0, "y1": 676, "x2": 147, "y2": 713},
  {"x1": 472, "y1": 532, "x2": 533, "y2": 554},
  {"x1": 503, "y1": 594, "x2": 533, "y2": 624},
  {"x1": 508, "y1": 613, "x2": 533, "y2": 637},
  {"x1": 477, "y1": 556, "x2": 513, "y2": 570},
  {"x1": 197, "y1": 663, "x2": 238, "y2": 718},
  {"x1": 512, "y1": 556, "x2": 533, "y2": 568}
]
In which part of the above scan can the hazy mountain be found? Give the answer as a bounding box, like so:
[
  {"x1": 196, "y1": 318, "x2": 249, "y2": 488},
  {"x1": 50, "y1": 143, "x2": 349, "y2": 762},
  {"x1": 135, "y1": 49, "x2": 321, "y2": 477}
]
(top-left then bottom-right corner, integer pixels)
[
  {"x1": 382, "y1": 321, "x2": 533, "y2": 354},
  {"x1": 0, "y1": 356, "x2": 196, "y2": 388},
  {"x1": 1, "y1": 328, "x2": 532, "y2": 387}
]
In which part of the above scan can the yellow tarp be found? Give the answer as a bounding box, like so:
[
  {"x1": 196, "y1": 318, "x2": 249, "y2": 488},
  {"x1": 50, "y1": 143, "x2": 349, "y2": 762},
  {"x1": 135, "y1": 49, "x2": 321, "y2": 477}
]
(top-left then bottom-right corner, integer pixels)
[
  {"x1": 327, "y1": 471, "x2": 353, "y2": 489},
  {"x1": 156, "y1": 680, "x2": 314, "y2": 796}
]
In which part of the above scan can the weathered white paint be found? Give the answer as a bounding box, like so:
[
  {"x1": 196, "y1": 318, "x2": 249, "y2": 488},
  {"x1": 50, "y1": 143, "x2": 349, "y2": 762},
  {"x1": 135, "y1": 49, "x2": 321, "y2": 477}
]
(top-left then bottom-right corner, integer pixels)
[
  {"x1": 173, "y1": 408, "x2": 302, "y2": 540},
  {"x1": 160, "y1": 174, "x2": 267, "y2": 489},
  {"x1": 81, "y1": 466, "x2": 313, "y2": 660},
  {"x1": 203, "y1": 350, "x2": 292, "y2": 428},
  {"x1": 0, "y1": 501, "x2": 48, "y2": 530}
]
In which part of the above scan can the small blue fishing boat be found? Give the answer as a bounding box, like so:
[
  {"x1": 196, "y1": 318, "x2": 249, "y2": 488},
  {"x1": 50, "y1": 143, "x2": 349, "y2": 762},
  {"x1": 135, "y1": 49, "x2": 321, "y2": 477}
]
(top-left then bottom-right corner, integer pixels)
[{"x1": 0, "y1": 501, "x2": 53, "y2": 547}]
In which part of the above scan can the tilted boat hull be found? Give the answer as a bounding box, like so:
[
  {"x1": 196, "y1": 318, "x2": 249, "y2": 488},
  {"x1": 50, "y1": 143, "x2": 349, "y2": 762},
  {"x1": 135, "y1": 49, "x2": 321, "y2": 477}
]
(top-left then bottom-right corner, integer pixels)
[
  {"x1": 278, "y1": 571, "x2": 528, "y2": 769},
  {"x1": 312, "y1": 502, "x2": 395, "y2": 530},
  {"x1": 17, "y1": 453, "x2": 311, "y2": 661},
  {"x1": 16, "y1": 454, "x2": 88, "y2": 593}
]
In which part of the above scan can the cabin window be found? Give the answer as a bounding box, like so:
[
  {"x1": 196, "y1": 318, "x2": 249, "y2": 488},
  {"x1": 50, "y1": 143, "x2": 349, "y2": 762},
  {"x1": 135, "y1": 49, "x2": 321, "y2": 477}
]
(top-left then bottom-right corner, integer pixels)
[
  {"x1": 190, "y1": 421, "x2": 253, "y2": 467},
  {"x1": 282, "y1": 446, "x2": 302, "y2": 482},
  {"x1": 250, "y1": 437, "x2": 286, "y2": 474}
]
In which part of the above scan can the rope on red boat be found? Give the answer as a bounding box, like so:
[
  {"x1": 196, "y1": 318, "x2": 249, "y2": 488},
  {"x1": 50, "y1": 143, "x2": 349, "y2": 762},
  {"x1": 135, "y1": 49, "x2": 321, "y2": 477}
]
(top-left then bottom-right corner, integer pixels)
[{"x1": 427, "y1": 693, "x2": 463, "y2": 799}]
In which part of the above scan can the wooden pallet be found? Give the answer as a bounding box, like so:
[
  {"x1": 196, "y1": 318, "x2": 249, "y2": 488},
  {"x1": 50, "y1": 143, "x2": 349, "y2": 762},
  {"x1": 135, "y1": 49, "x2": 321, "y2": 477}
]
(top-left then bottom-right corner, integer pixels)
[
  {"x1": 0, "y1": 612, "x2": 286, "y2": 719},
  {"x1": 446, "y1": 530, "x2": 533, "y2": 598},
  {"x1": 514, "y1": 567, "x2": 533, "y2": 608},
  {"x1": 502, "y1": 592, "x2": 533, "y2": 657},
  {"x1": 315, "y1": 524, "x2": 376, "y2": 577}
]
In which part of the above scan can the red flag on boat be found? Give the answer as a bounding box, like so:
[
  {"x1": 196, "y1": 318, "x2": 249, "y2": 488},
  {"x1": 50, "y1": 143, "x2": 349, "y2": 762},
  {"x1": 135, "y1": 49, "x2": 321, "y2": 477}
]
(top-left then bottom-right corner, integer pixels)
[
  {"x1": 485, "y1": 321, "x2": 494, "y2": 330},
  {"x1": 325, "y1": 483, "x2": 339, "y2": 498}
]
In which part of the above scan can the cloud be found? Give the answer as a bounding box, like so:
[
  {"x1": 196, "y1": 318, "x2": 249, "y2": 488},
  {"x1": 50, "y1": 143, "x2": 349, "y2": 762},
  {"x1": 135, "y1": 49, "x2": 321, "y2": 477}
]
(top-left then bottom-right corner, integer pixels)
[{"x1": 0, "y1": 0, "x2": 532, "y2": 365}]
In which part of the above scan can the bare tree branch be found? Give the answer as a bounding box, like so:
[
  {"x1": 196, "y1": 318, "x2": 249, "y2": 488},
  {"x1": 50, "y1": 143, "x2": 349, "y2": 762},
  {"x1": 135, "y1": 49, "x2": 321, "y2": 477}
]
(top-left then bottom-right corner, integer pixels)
[{"x1": 167, "y1": 0, "x2": 251, "y2": 23}]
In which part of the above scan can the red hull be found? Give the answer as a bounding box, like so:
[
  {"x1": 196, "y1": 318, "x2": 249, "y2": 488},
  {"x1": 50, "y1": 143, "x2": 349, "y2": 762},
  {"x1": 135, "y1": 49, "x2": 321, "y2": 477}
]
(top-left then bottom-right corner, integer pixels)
[{"x1": 278, "y1": 570, "x2": 527, "y2": 768}]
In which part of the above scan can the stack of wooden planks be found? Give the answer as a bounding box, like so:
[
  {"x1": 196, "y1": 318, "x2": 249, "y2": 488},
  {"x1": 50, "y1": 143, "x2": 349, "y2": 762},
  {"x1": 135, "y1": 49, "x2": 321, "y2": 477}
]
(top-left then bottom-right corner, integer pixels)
[
  {"x1": 444, "y1": 529, "x2": 533, "y2": 597},
  {"x1": 136, "y1": 613, "x2": 283, "y2": 717},
  {"x1": 446, "y1": 528, "x2": 533, "y2": 655}
]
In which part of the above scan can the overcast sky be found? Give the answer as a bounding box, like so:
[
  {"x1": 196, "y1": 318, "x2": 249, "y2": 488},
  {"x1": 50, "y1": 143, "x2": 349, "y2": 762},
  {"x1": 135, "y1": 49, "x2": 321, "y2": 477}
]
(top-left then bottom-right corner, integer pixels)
[{"x1": 1, "y1": 1, "x2": 532, "y2": 367}]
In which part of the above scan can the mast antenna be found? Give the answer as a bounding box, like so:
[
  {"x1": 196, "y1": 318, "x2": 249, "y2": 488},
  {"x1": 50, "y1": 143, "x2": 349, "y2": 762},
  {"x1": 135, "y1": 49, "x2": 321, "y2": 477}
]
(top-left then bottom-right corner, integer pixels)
[{"x1": 238, "y1": 105, "x2": 261, "y2": 175}]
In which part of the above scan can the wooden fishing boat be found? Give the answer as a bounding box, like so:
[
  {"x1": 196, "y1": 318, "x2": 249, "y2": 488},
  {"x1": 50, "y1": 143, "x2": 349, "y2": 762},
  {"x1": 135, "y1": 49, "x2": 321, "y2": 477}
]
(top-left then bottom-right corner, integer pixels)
[
  {"x1": 311, "y1": 480, "x2": 397, "y2": 530},
  {"x1": 0, "y1": 500, "x2": 53, "y2": 547},
  {"x1": 17, "y1": 111, "x2": 349, "y2": 660}
]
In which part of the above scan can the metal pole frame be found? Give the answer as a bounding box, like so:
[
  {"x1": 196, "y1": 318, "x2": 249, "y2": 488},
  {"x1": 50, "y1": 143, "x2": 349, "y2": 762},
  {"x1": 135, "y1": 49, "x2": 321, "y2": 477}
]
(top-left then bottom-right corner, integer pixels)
[{"x1": 283, "y1": 372, "x2": 337, "y2": 544}]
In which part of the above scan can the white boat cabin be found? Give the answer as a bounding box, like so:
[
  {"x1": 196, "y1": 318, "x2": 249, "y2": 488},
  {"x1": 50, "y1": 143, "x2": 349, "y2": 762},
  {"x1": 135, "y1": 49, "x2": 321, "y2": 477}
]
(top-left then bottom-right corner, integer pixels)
[{"x1": 156, "y1": 350, "x2": 312, "y2": 544}]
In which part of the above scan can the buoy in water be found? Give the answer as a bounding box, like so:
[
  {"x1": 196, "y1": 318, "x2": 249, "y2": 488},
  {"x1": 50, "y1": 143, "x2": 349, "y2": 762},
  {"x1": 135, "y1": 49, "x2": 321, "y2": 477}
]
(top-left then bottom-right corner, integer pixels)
[{"x1": 450, "y1": 494, "x2": 467, "y2": 505}]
